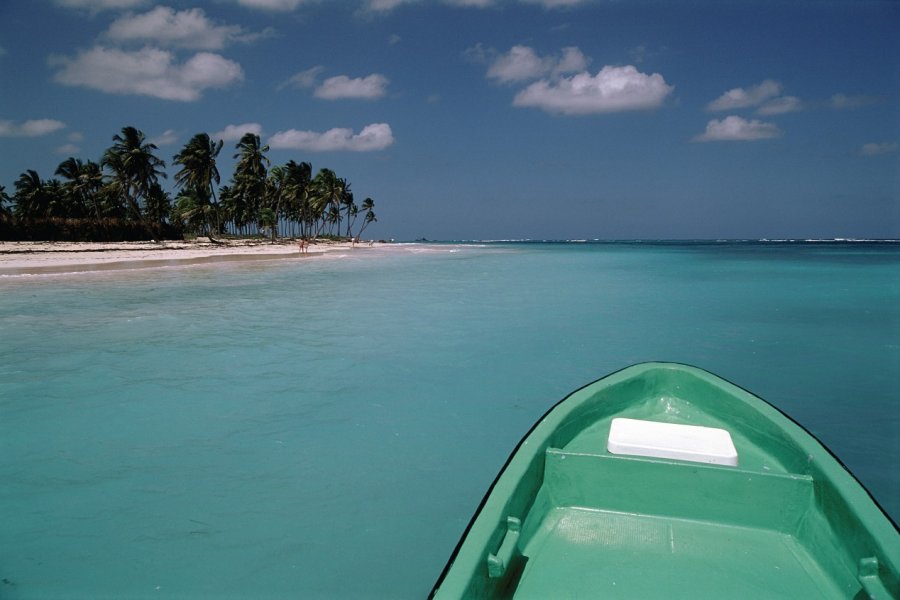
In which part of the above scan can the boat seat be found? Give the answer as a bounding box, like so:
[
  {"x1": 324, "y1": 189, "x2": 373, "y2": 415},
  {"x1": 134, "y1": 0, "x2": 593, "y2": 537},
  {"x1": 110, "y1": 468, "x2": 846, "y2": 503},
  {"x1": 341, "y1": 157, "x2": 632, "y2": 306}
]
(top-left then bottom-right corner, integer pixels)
[
  {"x1": 542, "y1": 448, "x2": 813, "y2": 533},
  {"x1": 607, "y1": 417, "x2": 739, "y2": 466}
]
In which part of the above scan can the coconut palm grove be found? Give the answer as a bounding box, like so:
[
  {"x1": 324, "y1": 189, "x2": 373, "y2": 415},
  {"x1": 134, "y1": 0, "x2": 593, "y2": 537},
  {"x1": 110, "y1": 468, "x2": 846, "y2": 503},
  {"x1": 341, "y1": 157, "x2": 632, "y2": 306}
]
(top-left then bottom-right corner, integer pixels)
[{"x1": 0, "y1": 126, "x2": 377, "y2": 243}]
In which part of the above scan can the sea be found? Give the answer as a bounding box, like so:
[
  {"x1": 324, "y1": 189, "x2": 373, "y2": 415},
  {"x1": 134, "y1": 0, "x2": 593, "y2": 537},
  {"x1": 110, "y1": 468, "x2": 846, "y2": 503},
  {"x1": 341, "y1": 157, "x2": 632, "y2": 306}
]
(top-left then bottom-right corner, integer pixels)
[{"x1": 1, "y1": 240, "x2": 898, "y2": 599}]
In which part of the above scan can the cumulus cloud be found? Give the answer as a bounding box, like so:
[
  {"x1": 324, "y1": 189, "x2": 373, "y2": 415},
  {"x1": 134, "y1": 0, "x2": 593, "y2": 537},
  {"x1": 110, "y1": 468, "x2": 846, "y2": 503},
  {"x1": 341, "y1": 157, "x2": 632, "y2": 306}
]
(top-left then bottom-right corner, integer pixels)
[
  {"x1": 462, "y1": 42, "x2": 490, "y2": 65},
  {"x1": 831, "y1": 94, "x2": 882, "y2": 110},
  {"x1": 150, "y1": 128, "x2": 179, "y2": 146},
  {"x1": 486, "y1": 45, "x2": 587, "y2": 83},
  {"x1": 519, "y1": 0, "x2": 589, "y2": 7},
  {"x1": 363, "y1": 0, "x2": 495, "y2": 12},
  {"x1": 513, "y1": 65, "x2": 673, "y2": 115},
  {"x1": 364, "y1": 0, "x2": 419, "y2": 11},
  {"x1": 315, "y1": 74, "x2": 389, "y2": 100},
  {"x1": 860, "y1": 142, "x2": 898, "y2": 156},
  {"x1": 554, "y1": 47, "x2": 589, "y2": 75},
  {"x1": 487, "y1": 46, "x2": 552, "y2": 83},
  {"x1": 55, "y1": 143, "x2": 82, "y2": 155},
  {"x1": 708, "y1": 80, "x2": 782, "y2": 111},
  {"x1": 628, "y1": 44, "x2": 653, "y2": 65},
  {"x1": 268, "y1": 123, "x2": 394, "y2": 152},
  {"x1": 106, "y1": 6, "x2": 263, "y2": 51},
  {"x1": 55, "y1": 0, "x2": 146, "y2": 11},
  {"x1": 692, "y1": 116, "x2": 782, "y2": 142},
  {"x1": 0, "y1": 119, "x2": 67, "y2": 137},
  {"x1": 51, "y1": 46, "x2": 244, "y2": 102},
  {"x1": 214, "y1": 123, "x2": 264, "y2": 142},
  {"x1": 446, "y1": 0, "x2": 495, "y2": 6},
  {"x1": 277, "y1": 66, "x2": 325, "y2": 91},
  {"x1": 756, "y1": 95, "x2": 803, "y2": 115},
  {"x1": 235, "y1": 0, "x2": 305, "y2": 10}
]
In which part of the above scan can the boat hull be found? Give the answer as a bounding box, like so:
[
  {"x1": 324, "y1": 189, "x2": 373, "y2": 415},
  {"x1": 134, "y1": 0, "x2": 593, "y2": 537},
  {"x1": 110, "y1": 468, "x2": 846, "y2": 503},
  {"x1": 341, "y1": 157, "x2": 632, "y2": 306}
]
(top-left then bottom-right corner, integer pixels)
[{"x1": 430, "y1": 363, "x2": 899, "y2": 599}]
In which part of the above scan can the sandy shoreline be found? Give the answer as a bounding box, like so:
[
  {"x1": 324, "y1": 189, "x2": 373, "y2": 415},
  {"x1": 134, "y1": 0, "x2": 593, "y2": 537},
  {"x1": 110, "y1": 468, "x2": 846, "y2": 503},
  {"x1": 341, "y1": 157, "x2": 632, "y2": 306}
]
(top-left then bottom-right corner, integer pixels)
[{"x1": 0, "y1": 239, "x2": 384, "y2": 276}]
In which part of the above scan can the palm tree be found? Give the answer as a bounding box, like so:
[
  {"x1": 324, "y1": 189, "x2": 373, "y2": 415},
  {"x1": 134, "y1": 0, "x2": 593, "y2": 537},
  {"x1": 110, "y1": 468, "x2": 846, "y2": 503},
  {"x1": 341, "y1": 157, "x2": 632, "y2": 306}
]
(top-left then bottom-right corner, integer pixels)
[
  {"x1": 81, "y1": 161, "x2": 105, "y2": 219},
  {"x1": 312, "y1": 168, "x2": 348, "y2": 237},
  {"x1": 281, "y1": 160, "x2": 312, "y2": 238},
  {"x1": 218, "y1": 185, "x2": 235, "y2": 234},
  {"x1": 55, "y1": 157, "x2": 105, "y2": 220},
  {"x1": 266, "y1": 165, "x2": 287, "y2": 240},
  {"x1": 355, "y1": 198, "x2": 377, "y2": 242},
  {"x1": 13, "y1": 170, "x2": 48, "y2": 220},
  {"x1": 101, "y1": 126, "x2": 166, "y2": 222},
  {"x1": 0, "y1": 185, "x2": 12, "y2": 223},
  {"x1": 234, "y1": 133, "x2": 270, "y2": 181},
  {"x1": 173, "y1": 133, "x2": 223, "y2": 234},
  {"x1": 55, "y1": 157, "x2": 88, "y2": 218},
  {"x1": 44, "y1": 179, "x2": 68, "y2": 218},
  {"x1": 342, "y1": 189, "x2": 357, "y2": 238},
  {"x1": 2, "y1": 124, "x2": 385, "y2": 242},
  {"x1": 231, "y1": 133, "x2": 270, "y2": 236},
  {"x1": 172, "y1": 191, "x2": 210, "y2": 235},
  {"x1": 258, "y1": 207, "x2": 278, "y2": 241},
  {"x1": 143, "y1": 182, "x2": 172, "y2": 225},
  {"x1": 98, "y1": 151, "x2": 128, "y2": 218}
]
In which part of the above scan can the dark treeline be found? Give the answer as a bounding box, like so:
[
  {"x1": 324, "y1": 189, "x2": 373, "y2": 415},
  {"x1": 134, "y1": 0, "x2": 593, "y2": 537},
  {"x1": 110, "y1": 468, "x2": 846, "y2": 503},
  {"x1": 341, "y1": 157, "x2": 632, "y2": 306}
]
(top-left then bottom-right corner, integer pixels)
[{"x1": 0, "y1": 126, "x2": 377, "y2": 242}]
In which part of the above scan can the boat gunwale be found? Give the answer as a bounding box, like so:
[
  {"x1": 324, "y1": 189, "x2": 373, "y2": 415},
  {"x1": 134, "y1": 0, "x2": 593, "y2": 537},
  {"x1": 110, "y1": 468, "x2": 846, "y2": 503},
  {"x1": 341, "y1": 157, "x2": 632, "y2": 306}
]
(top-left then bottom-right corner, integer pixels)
[{"x1": 428, "y1": 361, "x2": 899, "y2": 598}]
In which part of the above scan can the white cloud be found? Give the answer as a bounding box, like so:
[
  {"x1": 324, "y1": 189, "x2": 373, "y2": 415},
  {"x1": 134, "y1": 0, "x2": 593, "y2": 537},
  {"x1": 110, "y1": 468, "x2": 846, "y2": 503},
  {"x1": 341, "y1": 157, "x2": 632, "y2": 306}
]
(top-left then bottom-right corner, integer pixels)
[
  {"x1": 487, "y1": 46, "x2": 552, "y2": 83},
  {"x1": 519, "y1": 0, "x2": 589, "y2": 7},
  {"x1": 68, "y1": 131, "x2": 85, "y2": 142},
  {"x1": 388, "y1": 34, "x2": 402, "y2": 45},
  {"x1": 51, "y1": 46, "x2": 244, "y2": 102},
  {"x1": 151, "y1": 128, "x2": 179, "y2": 146},
  {"x1": 56, "y1": 0, "x2": 146, "y2": 11},
  {"x1": 106, "y1": 7, "x2": 255, "y2": 51},
  {"x1": 365, "y1": 0, "x2": 418, "y2": 11},
  {"x1": 315, "y1": 74, "x2": 389, "y2": 100},
  {"x1": 235, "y1": 0, "x2": 305, "y2": 10},
  {"x1": 214, "y1": 123, "x2": 264, "y2": 142},
  {"x1": 513, "y1": 65, "x2": 673, "y2": 115},
  {"x1": 486, "y1": 45, "x2": 588, "y2": 83},
  {"x1": 554, "y1": 47, "x2": 588, "y2": 75},
  {"x1": 55, "y1": 143, "x2": 82, "y2": 155},
  {"x1": 692, "y1": 116, "x2": 782, "y2": 142},
  {"x1": 364, "y1": 0, "x2": 494, "y2": 12},
  {"x1": 462, "y1": 42, "x2": 490, "y2": 64},
  {"x1": 0, "y1": 46, "x2": 7, "y2": 57},
  {"x1": 860, "y1": 142, "x2": 898, "y2": 156},
  {"x1": 831, "y1": 93, "x2": 881, "y2": 110},
  {"x1": 0, "y1": 119, "x2": 67, "y2": 137},
  {"x1": 708, "y1": 80, "x2": 782, "y2": 111},
  {"x1": 277, "y1": 65, "x2": 325, "y2": 91},
  {"x1": 268, "y1": 123, "x2": 394, "y2": 152},
  {"x1": 628, "y1": 44, "x2": 650, "y2": 65},
  {"x1": 445, "y1": 0, "x2": 495, "y2": 6},
  {"x1": 756, "y1": 96, "x2": 803, "y2": 115}
]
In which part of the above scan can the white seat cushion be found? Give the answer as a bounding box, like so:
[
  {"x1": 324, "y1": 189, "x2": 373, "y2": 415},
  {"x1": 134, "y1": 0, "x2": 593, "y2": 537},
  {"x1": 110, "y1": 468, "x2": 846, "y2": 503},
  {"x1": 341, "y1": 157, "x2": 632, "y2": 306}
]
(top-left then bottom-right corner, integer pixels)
[{"x1": 607, "y1": 417, "x2": 738, "y2": 466}]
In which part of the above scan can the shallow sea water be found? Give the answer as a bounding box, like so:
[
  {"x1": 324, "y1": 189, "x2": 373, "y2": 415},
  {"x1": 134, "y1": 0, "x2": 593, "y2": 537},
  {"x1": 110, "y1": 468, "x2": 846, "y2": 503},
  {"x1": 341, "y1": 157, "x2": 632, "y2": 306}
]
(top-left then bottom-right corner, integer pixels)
[{"x1": 1, "y1": 242, "x2": 898, "y2": 598}]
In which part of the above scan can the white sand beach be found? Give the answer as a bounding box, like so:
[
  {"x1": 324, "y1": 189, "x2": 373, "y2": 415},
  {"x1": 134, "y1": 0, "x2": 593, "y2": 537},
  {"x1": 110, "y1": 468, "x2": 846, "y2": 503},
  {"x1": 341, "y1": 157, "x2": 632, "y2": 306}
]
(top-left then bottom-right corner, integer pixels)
[{"x1": 0, "y1": 239, "x2": 384, "y2": 276}]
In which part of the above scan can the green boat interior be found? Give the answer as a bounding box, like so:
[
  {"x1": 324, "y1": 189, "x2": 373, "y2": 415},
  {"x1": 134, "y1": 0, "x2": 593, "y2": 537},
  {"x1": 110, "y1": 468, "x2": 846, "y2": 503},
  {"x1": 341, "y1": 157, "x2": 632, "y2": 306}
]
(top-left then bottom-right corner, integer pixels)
[{"x1": 433, "y1": 364, "x2": 899, "y2": 599}]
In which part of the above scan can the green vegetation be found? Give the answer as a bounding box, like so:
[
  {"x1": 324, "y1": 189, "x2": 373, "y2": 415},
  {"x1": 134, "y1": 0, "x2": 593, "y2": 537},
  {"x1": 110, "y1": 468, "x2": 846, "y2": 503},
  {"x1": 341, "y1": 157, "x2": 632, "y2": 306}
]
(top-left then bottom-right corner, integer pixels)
[{"x1": 1, "y1": 126, "x2": 378, "y2": 243}]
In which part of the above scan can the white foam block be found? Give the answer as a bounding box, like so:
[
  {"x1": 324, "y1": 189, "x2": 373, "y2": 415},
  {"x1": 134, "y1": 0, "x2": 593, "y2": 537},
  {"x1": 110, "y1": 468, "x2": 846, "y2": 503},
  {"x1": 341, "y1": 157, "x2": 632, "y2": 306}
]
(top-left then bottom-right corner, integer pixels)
[{"x1": 607, "y1": 417, "x2": 738, "y2": 466}]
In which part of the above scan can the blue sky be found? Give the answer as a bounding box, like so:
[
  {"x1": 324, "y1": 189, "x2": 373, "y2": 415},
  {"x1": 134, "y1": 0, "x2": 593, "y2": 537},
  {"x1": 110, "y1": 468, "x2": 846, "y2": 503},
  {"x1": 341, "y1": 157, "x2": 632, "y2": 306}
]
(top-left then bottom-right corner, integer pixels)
[{"x1": 1, "y1": 0, "x2": 898, "y2": 240}]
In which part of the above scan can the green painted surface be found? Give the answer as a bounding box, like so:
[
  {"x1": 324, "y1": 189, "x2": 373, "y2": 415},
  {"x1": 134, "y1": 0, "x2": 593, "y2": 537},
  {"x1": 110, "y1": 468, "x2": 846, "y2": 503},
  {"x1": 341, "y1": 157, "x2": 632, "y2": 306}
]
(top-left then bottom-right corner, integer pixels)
[{"x1": 430, "y1": 363, "x2": 900, "y2": 599}]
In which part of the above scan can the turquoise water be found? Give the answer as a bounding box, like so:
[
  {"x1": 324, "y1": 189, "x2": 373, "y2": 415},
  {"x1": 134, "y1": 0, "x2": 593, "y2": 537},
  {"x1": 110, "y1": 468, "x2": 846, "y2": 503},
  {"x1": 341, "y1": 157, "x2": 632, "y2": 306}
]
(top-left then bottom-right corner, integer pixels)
[{"x1": 1, "y1": 242, "x2": 898, "y2": 598}]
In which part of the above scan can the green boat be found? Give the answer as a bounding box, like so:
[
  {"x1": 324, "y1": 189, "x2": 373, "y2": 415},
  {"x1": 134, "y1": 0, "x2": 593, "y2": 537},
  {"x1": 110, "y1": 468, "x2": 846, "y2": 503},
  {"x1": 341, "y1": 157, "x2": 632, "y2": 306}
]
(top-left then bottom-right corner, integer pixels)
[{"x1": 430, "y1": 363, "x2": 899, "y2": 599}]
